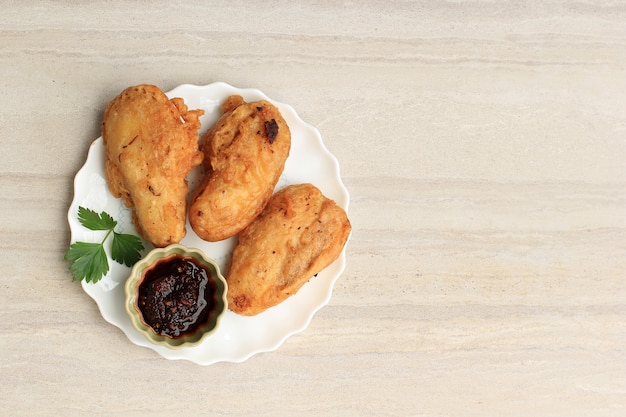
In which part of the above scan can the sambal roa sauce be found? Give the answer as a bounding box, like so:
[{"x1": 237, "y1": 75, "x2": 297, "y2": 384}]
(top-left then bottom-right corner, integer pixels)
[{"x1": 137, "y1": 255, "x2": 216, "y2": 338}]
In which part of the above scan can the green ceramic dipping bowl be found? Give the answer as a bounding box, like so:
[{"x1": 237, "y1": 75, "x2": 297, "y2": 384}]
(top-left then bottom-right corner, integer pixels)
[{"x1": 124, "y1": 244, "x2": 228, "y2": 349}]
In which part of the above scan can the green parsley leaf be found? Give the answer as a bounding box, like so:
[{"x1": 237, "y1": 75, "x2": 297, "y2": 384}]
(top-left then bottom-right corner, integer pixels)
[
  {"x1": 77, "y1": 206, "x2": 117, "y2": 231},
  {"x1": 64, "y1": 241, "x2": 109, "y2": 283},
  {"x1": 64, "y1": 206, "x2": 145, "y2": 283},
  {"x1": 111, "y1": 232, "x2": 144, "y2": 267}
]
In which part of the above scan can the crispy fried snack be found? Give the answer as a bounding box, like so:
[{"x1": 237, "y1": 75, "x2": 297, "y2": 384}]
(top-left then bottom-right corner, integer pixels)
[
  {"x1": 102, "y1": 84, "x2": 204, "y2": 247},
  {"x1": 227, "y1": 183, "x2": 351, "y2": 316},
  {"x1": 189, "y1": 95, "x2": 291, "y2": 242}
]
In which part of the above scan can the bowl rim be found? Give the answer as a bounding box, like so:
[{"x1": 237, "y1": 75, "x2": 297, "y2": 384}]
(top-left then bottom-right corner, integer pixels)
[{"x1": 124, "y1": 243, "x2": 228, "y2": 349}]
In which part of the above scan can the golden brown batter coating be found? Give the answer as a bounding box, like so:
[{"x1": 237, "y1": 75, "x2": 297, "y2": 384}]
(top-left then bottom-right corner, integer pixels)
[
  {"x1": 227, "y1": 183, "x2": 351, "y2": 316},
  {"x1": 189, "y1": 95, "x2": 291, "y2": 242},
  {"x1": 102, "y1": 84, "x2": 204, "y2": 247}
]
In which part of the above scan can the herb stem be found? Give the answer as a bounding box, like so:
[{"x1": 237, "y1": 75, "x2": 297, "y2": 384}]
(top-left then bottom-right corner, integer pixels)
[{"x1": 101, "y1": 228, "x2": 114, "y2": 245}]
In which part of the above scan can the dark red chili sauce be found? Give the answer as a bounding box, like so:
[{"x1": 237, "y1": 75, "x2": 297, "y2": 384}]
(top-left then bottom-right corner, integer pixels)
[{"x1": 137, "y1": 255, "x2": 216, "y2": 338}]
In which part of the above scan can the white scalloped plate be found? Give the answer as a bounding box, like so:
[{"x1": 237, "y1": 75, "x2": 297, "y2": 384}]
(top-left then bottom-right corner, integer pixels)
[{"x1": 67, "y1": 82, "x2": 350, "y2": 365}]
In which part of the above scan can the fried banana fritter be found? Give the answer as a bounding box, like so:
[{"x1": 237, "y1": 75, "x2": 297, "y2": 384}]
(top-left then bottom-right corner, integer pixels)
[
  {"x1": 189, "y1": 95, "x2": 291, "y2": 242},
  {"x1": 227, "y1": 183, "x2": 351, "y2": 316},
  {"x1": 102, "y1": 84, "x2": 204, "y2": 247}
]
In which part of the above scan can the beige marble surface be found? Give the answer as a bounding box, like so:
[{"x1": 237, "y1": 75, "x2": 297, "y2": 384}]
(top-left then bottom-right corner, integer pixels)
[{"x1": 2, "y1": 1, "x2": 625, "y2": 416}]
